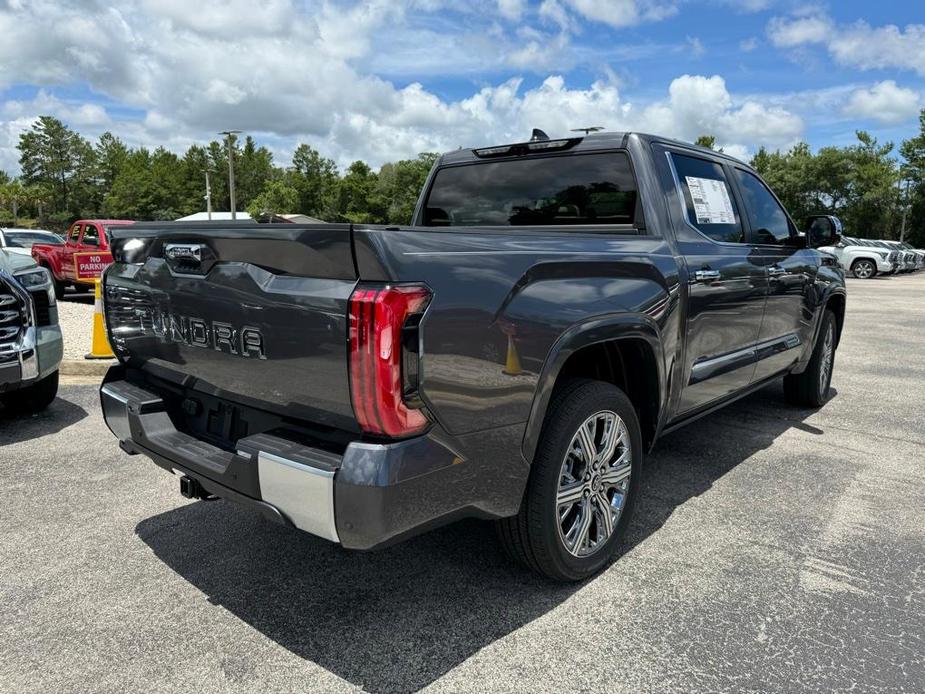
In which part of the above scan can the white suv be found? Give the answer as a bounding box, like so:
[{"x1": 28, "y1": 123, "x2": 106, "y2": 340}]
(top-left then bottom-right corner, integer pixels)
[{"x1": 820, "y1": 236, "x2": 895, "y2": 279}]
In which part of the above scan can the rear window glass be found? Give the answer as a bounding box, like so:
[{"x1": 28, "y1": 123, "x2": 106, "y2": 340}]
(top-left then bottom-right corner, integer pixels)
[
  {"x1": 670, "y1": 153, "x2": 744, "y2": 244},
  {"x1": 422, "y1": 152, "x2": 638, "y2": 227}
]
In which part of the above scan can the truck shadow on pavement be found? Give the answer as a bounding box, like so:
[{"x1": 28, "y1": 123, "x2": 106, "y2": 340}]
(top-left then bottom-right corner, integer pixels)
[
  {"x1": 135, "y1": 380, "x2": 825, "y2": 693},
  {"x1": 0, "y1": 397, "x2": 88, "y2": 444}
]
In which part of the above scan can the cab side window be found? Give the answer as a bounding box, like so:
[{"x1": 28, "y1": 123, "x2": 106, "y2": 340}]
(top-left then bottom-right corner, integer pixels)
[
  {"x1": 733, "y1": 169, "x2": 794, "y2": 245},
  {"x1": 670, "y1": 153, "x2": 744, "y2": 243},
  {"x1": 81, "y1": 223, "x2": 99, "y2": 246},
  {"x1": 68, "y1": 224, "x2": 81, "y2": 243}
]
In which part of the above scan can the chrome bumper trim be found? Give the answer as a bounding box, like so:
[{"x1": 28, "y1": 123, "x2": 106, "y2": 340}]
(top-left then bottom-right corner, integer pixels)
[{"x1": 257, "y1": 451, "x2": 340, "y2": 543}]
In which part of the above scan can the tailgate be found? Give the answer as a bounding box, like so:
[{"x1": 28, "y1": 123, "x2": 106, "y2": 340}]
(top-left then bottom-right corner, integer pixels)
[{"x1": 104, "y1": 222, "x2": 358, "y2": 429}]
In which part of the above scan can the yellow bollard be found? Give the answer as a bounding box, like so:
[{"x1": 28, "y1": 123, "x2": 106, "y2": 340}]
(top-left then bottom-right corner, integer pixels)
[
  {"x1": 85, "y1": 279, "x2": 114, "y2": 359},
  {"x1": 502, "y1": 334, "x2": 522, "y2": 376}
]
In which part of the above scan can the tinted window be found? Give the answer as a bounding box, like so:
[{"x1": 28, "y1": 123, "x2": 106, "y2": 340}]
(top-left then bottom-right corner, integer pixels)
[
  {"x1": 670, "y1": 153, "x2": 743, "y2": 243},
  {"x1": 5, "y1": 232, "x2": 64, "y2": 248},
  {"x1": 423, "y1": 153, "x2": 638, "y2": 227},
  {"x1": 81, "y1": 223, "x2": 99, "y2": 246},
  {"x1": 734, "y1": 169, "x2": 793, "y2": 244}
]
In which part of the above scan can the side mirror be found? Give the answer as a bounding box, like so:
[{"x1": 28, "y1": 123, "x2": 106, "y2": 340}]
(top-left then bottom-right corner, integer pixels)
[{"x1": 805, "y1": 215, "x2": 842, "y2": 248}]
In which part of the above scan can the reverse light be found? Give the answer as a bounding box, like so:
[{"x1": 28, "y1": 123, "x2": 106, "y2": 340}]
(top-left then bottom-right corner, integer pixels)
[{"x1": 349, "y1": 284, "x2": 432, "y2": 437}]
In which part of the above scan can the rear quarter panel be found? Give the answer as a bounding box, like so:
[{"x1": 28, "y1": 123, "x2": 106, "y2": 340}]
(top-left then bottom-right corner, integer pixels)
[{"x1": 353, "y1": 227, "x2": 681, "y2": 443}]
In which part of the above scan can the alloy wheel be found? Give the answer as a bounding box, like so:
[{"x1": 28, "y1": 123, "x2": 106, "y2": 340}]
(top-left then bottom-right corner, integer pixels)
[
  {"x1": 853, "y1": 261, "x2": 874, "y2": 279},
  {"x1": 819, "y1": 321, "x2": 835, "y2": 395},
  {"x1": 556, "y1": 411, "x2": 632, "y2": 557}
]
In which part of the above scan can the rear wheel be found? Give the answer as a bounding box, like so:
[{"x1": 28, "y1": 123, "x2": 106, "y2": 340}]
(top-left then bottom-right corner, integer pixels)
[
  {"x1": 784, "y1": 311, "x2": 836, "y2": 408},
  {"x1": 851, "y1": 259, "x2": 876, "y2": 279},
  {"x1": 497, "y1": 379, "x2": 642, "y2": 582}
]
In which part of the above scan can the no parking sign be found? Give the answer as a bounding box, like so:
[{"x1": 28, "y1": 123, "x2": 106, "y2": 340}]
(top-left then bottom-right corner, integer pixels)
[{"x1": 73, "y1": 251, "x2": 113, "y2": 281}]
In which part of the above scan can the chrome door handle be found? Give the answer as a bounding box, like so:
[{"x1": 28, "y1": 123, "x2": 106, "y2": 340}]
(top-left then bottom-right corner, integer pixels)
[
  {"x1": 693, "y1": 269, "x2": 721, "y2": 283},
  {"x1": 768, "y1": 266, "x2": 787, "y2": 277}
]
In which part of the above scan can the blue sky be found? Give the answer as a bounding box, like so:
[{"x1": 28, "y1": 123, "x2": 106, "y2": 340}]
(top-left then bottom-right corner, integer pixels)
[{"x1": 1, "y1": 0, "x2": 923, "y2": 173}]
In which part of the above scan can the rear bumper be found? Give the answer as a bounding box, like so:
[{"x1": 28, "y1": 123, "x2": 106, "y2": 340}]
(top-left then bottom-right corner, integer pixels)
[{"x1": 101, "y1": 372, "x2": 515, "y2": 549}]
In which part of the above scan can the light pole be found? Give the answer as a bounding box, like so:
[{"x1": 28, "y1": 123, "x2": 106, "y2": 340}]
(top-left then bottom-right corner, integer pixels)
[
  {"x1": 219, "y1": 130, "x2": 242, "y2": 220},
  {"x1": 899, "y1": 178, "x2": 910, "y2": 243},
  {"x1": 204, "y1": 169, "x2": 213, "y2": 220}
]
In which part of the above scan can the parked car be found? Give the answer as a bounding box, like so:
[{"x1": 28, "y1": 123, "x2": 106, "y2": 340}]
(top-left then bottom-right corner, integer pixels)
[
  {"x1": 898, "y1": 241, "x2": 925, "y2": 270},
  {"x1": 32, "y1": 219, "x2": 134, "y2": 299},
  {"x1": 878, "y1": 240, "x2": 920, "y2": 272},
  {"x1": 0, "y1": 228, "x2": 65, "y2": 256},
  {"x1": 99, "y1": 131, "x2": 846, "y2": 581},
  {"x1": 819, "y1": 236, "x2": 895, "y2": 278},
  {"x1": 0, "y1": 249, "x2": 63, "y2": 413}
]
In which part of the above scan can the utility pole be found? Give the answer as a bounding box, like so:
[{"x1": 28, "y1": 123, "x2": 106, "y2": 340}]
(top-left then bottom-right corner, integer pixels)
[
  {"x1": 204, "y1": 170, "x2": 213, "y2": 220},
  {"x1": 899, "y1": 179, "x2": 910, "y2": 243},
  {"x1": 218, "y1": 130, "x2": 242, "y2": 220}
]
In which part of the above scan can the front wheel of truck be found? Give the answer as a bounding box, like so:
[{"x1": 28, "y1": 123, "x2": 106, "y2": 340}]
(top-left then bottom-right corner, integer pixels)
[
  {"x1": 783, "y1": 310, "x2": 836, "y2": 408},
  {"x1": 497, "y1": 379, "x2": 643, "y2": 582}
]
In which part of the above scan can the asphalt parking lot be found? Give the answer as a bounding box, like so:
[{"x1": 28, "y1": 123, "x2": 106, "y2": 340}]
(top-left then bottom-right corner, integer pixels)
[{"x1": 2, "y1": 273, "x2": 923, "y2": 693}]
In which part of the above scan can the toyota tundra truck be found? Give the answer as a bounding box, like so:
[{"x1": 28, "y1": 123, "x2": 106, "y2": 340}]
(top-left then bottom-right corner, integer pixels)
[
  {"x1": 1, "y1": 250, "x2": 63, "y2": 413},
  {"x1": 99, "y1": 132, "x2": 846, "y2": 581}
]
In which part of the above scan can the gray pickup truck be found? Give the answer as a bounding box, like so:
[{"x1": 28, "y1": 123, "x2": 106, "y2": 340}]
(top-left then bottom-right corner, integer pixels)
[
  {"x1": 0, "y1": 250, "x2": 62, "y2": 413},
  {"x1": 100, "y1": 132, "x2": 846, "y2": 581}
]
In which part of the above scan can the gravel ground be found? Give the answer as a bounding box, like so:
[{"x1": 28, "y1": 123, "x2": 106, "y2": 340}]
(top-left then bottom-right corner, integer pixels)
[
  {"x1": 54, "y1": 287, "x2": 96, "y2": 359},
  {"x1": 1, "y1": 272, "x2": 923, "y2": 693}
]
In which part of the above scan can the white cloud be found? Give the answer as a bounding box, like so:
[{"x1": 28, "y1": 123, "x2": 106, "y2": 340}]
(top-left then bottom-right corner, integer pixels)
[
  {"x1": 497, "y1": 0, "x2": 526, "y2": 20},
  {"x1": 768, "y1": 12, "x2": 925, "y2": 76},
  {"x1": 562, "y1": 0, "x2": 678, "y2": 28},
  {"x1": 685, "y1": 36, "x2": 705, "y2": 58},
  {"x1": 831, "y1": 22, "x2": 925, "y2": 75},
  {"x1": 843, "y1": 81, "x2": 922, "y2": 125},
  {"x1": 740, "y1": 37, "x2": 759, "y2": 52},
  {"x1": 0, "y1": 1, "x2": 806, "y2": 174},
  {"x1": 767, "y1": 12, "x2": 832, "y2": 47}
]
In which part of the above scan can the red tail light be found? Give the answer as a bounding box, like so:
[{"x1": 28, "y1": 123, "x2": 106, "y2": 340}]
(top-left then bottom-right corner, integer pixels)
[{"x1": 349, "y1": 284, "x2": 432, "y2": 437}]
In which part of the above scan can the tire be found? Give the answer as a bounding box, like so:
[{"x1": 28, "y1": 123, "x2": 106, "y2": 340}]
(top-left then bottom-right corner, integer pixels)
[
  {"x1": 783, "y1": 311, "x2": 836, "y2": 408},
  {"x1": 3, "y1": 370, "x2": 59, "y2": 413},
  {"x1": 851, "y1": 259, "x2": 876, "y2": 279},
  {"x1": 496, "y1": 379, "x2": 643, "y2": 582}
]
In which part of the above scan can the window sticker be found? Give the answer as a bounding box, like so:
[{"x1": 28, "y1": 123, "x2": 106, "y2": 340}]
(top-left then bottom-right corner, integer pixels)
[{"x1": 684, "y1": 176, "x2": 736, "y2": 225}]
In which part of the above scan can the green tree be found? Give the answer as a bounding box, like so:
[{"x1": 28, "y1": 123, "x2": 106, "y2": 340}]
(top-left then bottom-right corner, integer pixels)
[
  {"x1": 18, "y1": 116, "x2": 95, "y2": 215},
  {"x1": 694, "y1": 135, "x2": 722, "y2": 152},
  {"x1": 331, "y1": 161, "x2": 383, "y2": 223},
  {"x1": 0, "y1": 178, "x2": 25, "y2": 223},
  {"x1": 374, "y1": 153, "x2": 438, "y2": 224},
  {"x1": 95, "y1": 133, "x2": 129, "y2": 192},
  {"x1": 900, "y1": 109, "x2": 925, "y2": 247},
  {"x1": 236, "y1": 136, "x2": 275, "y2": 209},
  {"x1": 289, "y1": 144, "x2": 339, "y2": 218},
  {"x1": 246, "y1": 179, "x2": 300, "y2": 219},
  {"x1": 104, "y1": 147, "x2": 186, "y2": 220}
]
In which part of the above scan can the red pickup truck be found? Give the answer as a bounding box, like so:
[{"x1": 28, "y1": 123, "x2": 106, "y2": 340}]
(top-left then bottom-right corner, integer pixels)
[{"x1": 32, "y1": 219, "x2": 133, "y2": 298}]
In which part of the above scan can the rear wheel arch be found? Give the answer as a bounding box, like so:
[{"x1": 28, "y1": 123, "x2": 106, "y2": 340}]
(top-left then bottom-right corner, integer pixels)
[{"x1": 523, "y1": 319, "x2": 664, "y2": 462}]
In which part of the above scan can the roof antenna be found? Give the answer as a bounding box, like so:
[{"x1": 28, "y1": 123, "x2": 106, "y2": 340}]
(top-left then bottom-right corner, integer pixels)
[
  {"x1": 530, "y1": 128, "x2": 550, "y2": 142},
  {"x1": 571, "y1": 126, "x2": 605, "y2": 135}
]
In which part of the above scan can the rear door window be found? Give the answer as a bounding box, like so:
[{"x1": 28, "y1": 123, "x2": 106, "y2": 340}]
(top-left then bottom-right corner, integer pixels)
[
  {"x1": 81, "y1": 223, "x2": 99, "y2": 246},
  {"x1": 670, "y1": 153, "x2": 744, "y2": 244},
  {"x1": 422, "y1": 152, "x2": 638, "y2": 227}
]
